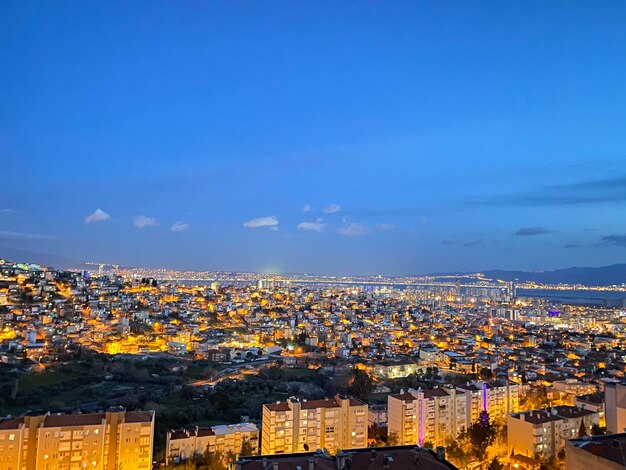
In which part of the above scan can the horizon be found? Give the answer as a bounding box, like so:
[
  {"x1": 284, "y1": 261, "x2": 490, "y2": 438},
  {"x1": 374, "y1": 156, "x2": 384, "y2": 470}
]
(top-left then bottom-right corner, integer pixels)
[
  {"x1": 2, "y1": 245, "x2": 626, "y2": 279},
  {"x1": 2, "y1": 1, "x2": 626, "y2": 274}
]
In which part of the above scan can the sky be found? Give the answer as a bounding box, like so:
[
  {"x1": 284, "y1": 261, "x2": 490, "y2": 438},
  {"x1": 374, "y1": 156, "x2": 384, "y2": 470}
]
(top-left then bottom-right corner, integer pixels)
[{"x1": 1, "y1": 1, "x2": 626, "y2": 275}]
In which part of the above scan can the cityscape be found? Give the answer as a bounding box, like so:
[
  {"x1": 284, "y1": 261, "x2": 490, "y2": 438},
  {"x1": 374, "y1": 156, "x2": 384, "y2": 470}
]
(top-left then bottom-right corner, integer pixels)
[
  {"x1": 1, "y1": 257, "x2": 626, "y2": 469},
  {"x1": 3, "y1": 1, "x2": 626, "y2": 469}
]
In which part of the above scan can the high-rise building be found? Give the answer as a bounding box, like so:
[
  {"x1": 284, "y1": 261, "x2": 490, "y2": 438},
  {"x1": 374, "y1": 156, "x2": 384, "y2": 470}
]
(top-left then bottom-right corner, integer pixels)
[
  {"x1": 388, "y1": 387, "x2": 468, "y2": 448},
  {"x1": 388, "y1": 381, "x2": 519, "y2": 448},
  {"x1": 0, "y1": 409, "x2": 154, "y2": 470},
  {"x1": 261, "y1": 395, "x2": 368, "y2": 455},
  {"x1": 457, "y1": 380, "x2": 520, "y2": 424},
  {"x1": 166, "y1": 423, "x2": 259, "y2": 464}
]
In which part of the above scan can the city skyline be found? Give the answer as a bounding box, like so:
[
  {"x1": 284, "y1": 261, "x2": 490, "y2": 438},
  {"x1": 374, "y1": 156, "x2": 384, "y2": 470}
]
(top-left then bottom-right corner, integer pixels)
[{"x1": 3, "y1": 1, "x2": 626, "y2": 275}]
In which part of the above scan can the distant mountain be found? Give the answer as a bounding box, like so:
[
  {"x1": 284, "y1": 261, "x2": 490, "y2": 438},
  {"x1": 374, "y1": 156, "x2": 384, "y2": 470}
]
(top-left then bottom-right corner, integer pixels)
[
  {"x1": 479, "y1": 264, "x2": 626, "y2": 286},
  {"x1": 0, "y1": 247, "x2": 87, "y2": 270}
]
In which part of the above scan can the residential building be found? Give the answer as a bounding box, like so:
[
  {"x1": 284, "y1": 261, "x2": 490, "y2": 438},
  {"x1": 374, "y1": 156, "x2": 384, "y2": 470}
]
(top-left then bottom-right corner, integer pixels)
[
  {"x1": 457, "y1": 380, "x2": 520, "y2": 424},
  {"x1": 166, "y1": 423, "x2": 259, "y2": 464},
  {"x1": 566, "y1": 433, "x2": 626, "y2": 470},
  {"x1": 0, "y1": 409, "x2": 154, "y2": 470},
  {"x1": 232, "y1": 445, "x2": 459, "y2": 470},
  {"x1": 372, "y1": 361, "x2": 420, "y2": 379},
  {"x1": 388, "y1": 387, "x2": 468, "y2": 448},
  {"x1": 261, "y1": 395, "x2": 367, "y2": 455},
  {"x1": 605, "y1": 382, "x2": 626, "y2": 433},
  {"x1": 507, "y1": 406, "x2": 599, "y2": 460}
]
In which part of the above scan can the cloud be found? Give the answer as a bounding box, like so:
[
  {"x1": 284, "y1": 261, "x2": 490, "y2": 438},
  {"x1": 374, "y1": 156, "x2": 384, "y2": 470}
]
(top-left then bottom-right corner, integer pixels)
[
  {"x1": 515, "y1": 227, "x2": 551, "y2": 237},
  {"x1": 339, "y1": 222, "x2": 371, "y2": 237},
  {"x1": 564, "y1": 242, "x2": 581, "y2": 248},
  {"x1": 376, "y1": 223, "x2": 395, "y2": 232},
  {"x1": 323, "y1": 203, "x2": 342, "y2": 214},
  {"x1": 303, "y1": 204, "x2": 312, "y2": 212},
  {"x1": 441, "y1": 239, "x2": 459, "y2": 245},
  {"x1": 170, "y1": 221, "x2": 189, "y2": 232},
  {"x1": 85, "y1": 209, "x2": 110, "y2": 224},
  {"x1": 133, "y1": 215, "x2": 158, "y2": 228},
  {"x1": 0, "y1": 230, "x2": 57, "y2": 241},
  {"x1": 243, "y1": 216, "x2": 279, "y2": 229},
  {"x1": 463, "y1": 240, "x2": 483, "y2": 247},
  {"x1": 600, "y1": 234, "x2": 626, "y2": 247},
  {"x1": 0, "y1": 208, "x2": 16, "y2": 214},
  {"x1": 476, "y1": 173, "x2": 626, "y2": 207},
  {"x1": 298, "y1": 220, "x2": 326, "y2": 232}
]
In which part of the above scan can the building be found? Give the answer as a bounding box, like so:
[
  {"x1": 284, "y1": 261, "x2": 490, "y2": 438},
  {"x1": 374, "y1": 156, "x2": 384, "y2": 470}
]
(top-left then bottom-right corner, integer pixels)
[
  {"x1": 387, "y1": 381, "x2": 518, "y2": 448},
  {"x1": 388, "y1": 387, "x2": 468, "y2": 448},
  {"x1": 261, "y1": 395, "x2": 367, "y2": 455},
  {"x1": 371, "y1": 361, "x2": 421, "y2": 379},
  {"x1": 605, "y1": 382, "x2": 626, "y2": 433},
  {"x1": 232, "y1": 445, "x2": 459, "y2": 470},
  {"x1": 0, "y1": 409, "x2": 154, "y2": 470},
  {"x1": 166, "y1": 422, "x2": 259, "y2": 464},
  {"x1": 507, "y1": 406, "x2": 599, "y2": 460},
  {"x1": 457, "y1": 380, "x2": 520, "y2": 424},
  {"x1": 566, "y1": 433, "x2": 626, "y2": 470},
  {"x1": 368, "y1": 404, "x2": 388, "y2": 427}
]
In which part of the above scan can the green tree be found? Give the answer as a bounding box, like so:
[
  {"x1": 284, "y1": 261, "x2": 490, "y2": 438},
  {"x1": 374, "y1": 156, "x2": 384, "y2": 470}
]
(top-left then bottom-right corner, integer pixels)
[
  {"x1": 387, "y1": 431, "x2": 399, "y2": 446},
  {"x1": 240, "y1": 438, "x2": 255, "y2": 457},
  {"x1": 578, "y1": 419, "x2": 587, "y2": 437},
  {"x1": 467, "y1": 411, "x2": 497, "y2": 462},
  {"x1": 487, "y1": 457, "x2": 504, "y2": 470},
  {"x1": 350, "y1": 368, "x2": 373, "y2": 401}
]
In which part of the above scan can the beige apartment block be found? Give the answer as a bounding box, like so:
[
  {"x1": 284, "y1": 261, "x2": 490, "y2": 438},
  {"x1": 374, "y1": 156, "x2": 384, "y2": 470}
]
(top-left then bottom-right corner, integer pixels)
[
  {"x1": 388, "y1": 387, "x2": 468, "y2": 448},
  {"x1": 166, "y1": 423, "x2": 259, "y2": 464},
  {"x1": 388, "y1": 381, "x2": 519, "y2": 448},
  {"x1": 261, "y1": 395, "x2": 367, "y2": 456},
  {"x1": 0, "y1": 409, "x2": 154, "y2": 470},
  {"x1": 507, "y1": 406, "x2": 599, "y2": 460}
]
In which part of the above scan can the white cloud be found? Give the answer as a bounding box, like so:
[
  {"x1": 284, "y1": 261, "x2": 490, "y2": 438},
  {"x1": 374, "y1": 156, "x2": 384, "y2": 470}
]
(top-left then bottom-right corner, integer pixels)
[
  {"x1": 133, "y1": 215, "x2": 158, "y2": 229},
  {"x1": 0, "y1": 208, "x2": 16, "y2": 214},
  {"x1": 339, "y1": 222, "x2": 371, "y2": 237},
  {"x1": 0, "y1": 230, "x2": 57, "y2": 241},
  {"x1": 170, "y1": 221, "x2": 189, "y2": 232},
  {"x1": 323, "y1": 203, "x2": 341, "y2": 214},
  {"x1": 243, "y1": 216, "x2": 279, "y2": 229},
  {"x1": 85, "y1": 209, "x2": 110, "y2": 224},
  {"x1": 376, "y1": 223, "x2": 395, "y2": 232},
  {"x1": 298, "y1": 219, "x2": 326, "y2": 232},
  {"x1": 303, "y1": 204, "x2": 312, "y2": 212}
]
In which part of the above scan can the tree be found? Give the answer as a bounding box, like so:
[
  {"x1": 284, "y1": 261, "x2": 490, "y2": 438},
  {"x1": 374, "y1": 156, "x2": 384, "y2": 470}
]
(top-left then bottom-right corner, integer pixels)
[
  {"x1": 591, "y1": 424, "x2": 607, "y2": 435},
  {"x1": 350, "y1": 368, "x2": 373, "y2": 401},
  {"x1": 386, "y1": 432, "x2": 399, "y2": 446},
  {"x1": 467, "y1": 411, "x2": 497, "y2": 462},
  {"x1": 578, "y1": 419, "x2": 587, "y2": 437},
  {"x1": 240, "y1": 438, "x2": 255, "y2": 457},
  {"x1": 487, "y1": 457, "x2": 504, "y2": 470}
]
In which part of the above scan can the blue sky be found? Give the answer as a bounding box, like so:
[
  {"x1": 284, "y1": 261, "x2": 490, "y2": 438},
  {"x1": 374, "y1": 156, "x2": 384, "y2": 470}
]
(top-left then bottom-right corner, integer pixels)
[{"x1": 1, "y1": 1, "x2": 626, "y2": 275}]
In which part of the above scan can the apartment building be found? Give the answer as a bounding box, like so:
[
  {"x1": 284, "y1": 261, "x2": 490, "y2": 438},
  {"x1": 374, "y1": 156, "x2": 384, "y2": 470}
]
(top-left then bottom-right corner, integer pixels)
[
  {"x1": 388, "y1": 387, "x2": 468, "y2": 448},
  {"x1": 388, "y1": 381, "x2": 519, "y2": 448},
  {"x1": 507, "y1": 406, "x2": 599, "y2": 460},
  {"x1": 0, "y1": 409, "x2": 154, "y2": 470},
  {"x1": 261, "y1": 395, "x2": 367, "y2": 455},
  {"x1": 457, "y1": 380, "x2": 520, "y2": 424},
  {"x1": 566, "y1": 433, "x2": 626, "y2": 470},
  {"x1": 605, "y1": 381, "x2": 626, "y2": 433},
  {"x1": 166, "y1": 423, "x2": 259, "y2": 464}
]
